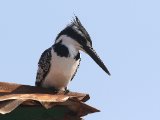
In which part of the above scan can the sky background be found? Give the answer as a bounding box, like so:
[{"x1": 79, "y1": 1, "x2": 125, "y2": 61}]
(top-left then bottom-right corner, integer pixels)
[{"x1": 0, "y1": 0, "x2": 160, "y2": 120}]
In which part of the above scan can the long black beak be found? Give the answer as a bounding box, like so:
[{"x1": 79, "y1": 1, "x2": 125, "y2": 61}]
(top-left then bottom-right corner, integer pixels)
[{"x1": 83, "y1": 46, "x2": 111, "y2": 76}]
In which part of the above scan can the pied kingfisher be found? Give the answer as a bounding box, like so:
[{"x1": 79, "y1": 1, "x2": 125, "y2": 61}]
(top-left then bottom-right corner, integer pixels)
[{"x1": 35, "y1": 16, "x2": 110, "y2": 92}]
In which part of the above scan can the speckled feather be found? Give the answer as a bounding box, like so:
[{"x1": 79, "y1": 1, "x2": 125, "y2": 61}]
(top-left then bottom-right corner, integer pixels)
[{"x1": 36, "y1": 47, "x2": 52, "y2": 86}]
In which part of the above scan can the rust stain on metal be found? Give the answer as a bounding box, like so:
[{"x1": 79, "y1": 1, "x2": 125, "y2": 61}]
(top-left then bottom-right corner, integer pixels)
[{"x1": 0, "y1": 82, "x2": 99, "y2": 117}]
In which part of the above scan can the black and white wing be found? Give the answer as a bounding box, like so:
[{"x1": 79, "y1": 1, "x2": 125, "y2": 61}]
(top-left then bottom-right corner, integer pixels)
[{"x1": 35, "y1": 47, "x2": 52, "y2": 86}]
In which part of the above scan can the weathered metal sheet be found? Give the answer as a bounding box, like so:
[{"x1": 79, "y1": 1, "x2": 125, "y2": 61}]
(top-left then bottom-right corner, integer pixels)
[{"x1": 0, "y1": 82, "x2": 99, "y2": 118}]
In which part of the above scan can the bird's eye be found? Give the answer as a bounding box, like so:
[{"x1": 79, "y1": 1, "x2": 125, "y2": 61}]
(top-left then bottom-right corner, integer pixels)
[{"x1": 59, "y1": 40, "x2": 62, "y2": 43}]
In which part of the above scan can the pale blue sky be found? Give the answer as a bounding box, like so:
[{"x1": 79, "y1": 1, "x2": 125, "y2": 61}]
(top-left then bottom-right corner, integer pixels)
[{"x1": 0, "y1": 0, "x2": 160, "y2": 120}]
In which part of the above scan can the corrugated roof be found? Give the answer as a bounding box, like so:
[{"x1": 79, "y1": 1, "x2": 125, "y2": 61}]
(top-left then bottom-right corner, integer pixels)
[{"x1": 0, "y1": 82, "x2": 99, "y2": 119}]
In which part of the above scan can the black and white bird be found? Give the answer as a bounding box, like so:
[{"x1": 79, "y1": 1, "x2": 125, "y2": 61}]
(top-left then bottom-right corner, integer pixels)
[{"x1": 35, "y1": 16, "x2": 110, "y2": 92}]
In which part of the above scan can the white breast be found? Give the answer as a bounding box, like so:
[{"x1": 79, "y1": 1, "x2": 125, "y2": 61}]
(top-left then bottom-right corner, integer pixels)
[{"x1": 42, "y1": 49, "x2": 80, "y2": 91}]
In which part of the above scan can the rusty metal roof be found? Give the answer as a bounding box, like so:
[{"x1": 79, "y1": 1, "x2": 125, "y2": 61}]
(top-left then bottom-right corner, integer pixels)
[{"x1": 0, "y1": 82, "x2": 99, "y2": 119}]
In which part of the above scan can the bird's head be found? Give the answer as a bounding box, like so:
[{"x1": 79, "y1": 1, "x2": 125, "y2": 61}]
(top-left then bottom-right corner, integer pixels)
[{"x1": 55, "y1": 16, "x2": 111, "y2": 76}]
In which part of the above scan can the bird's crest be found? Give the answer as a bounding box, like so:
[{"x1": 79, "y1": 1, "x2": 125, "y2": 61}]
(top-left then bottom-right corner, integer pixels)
[{"x1": 70, "y1": 16, "x2": 92, "y2": 46}]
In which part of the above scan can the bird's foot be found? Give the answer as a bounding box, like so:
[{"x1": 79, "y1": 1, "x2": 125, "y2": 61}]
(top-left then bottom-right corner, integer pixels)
[
  {"x1": 64, "y1": 87, "x2": 70, "y2": 94},
  {"x1": 64, "y1": 90, "x2": 70, "y2": 94},
  {"x1": 48, "y1": 87, "x2": 70, "y2": 94},
  {"x1": 47, "y1": 87, "x2": 59, "y2": 93},
  {"x1": 56, "y1": 88, "x2": 70, "y2": 94}
]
